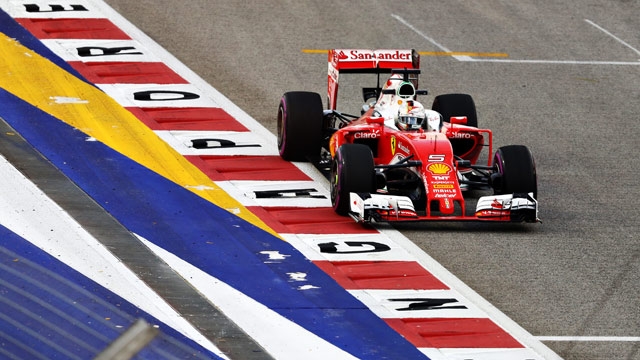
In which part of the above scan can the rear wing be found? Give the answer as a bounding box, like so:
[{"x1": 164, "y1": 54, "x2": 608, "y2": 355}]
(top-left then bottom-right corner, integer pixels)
[{"x1": 327, "y1": 49, "x2": 420, "y2": 110}]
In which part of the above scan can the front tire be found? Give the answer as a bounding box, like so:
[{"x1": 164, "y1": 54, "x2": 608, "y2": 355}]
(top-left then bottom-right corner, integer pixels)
[
  {"x1": 330, "y1": 144, "x2": 376, "y2": 215},
  {"x1": 492, "y1": 145, "x2": 537, "y2": 198},
  {"x1": 277, "y1": 91, "x2": 323, "y2": 161}
]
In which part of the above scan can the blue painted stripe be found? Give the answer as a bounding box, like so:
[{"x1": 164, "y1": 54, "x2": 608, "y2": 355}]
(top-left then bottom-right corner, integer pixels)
[
  {"x1": 0, "y1": 89, "x2": 425, "y2": 359},
  {"x1": 0, "y1": 225, "x2": 222, "y2": 359}
]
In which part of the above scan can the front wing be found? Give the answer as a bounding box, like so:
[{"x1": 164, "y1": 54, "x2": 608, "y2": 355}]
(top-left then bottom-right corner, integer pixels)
[{"x1": 349, "y1": 193, "x2": 539, "y2": 223}]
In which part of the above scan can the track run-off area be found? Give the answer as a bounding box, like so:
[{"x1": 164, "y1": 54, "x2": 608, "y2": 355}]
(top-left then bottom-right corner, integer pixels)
[{"x1": 1, "y1": 1, "x2": 639, "y2": 359}]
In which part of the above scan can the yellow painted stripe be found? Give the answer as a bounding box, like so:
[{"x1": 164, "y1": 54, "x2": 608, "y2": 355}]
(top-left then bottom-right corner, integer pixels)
[
  {"x1": 302, "y1": 49, "x2": 509, "y2": 58},
  {"x1": 301, "y1": 49, "x2": 330, "y2": 54},
  {"x1": 0, "y1": 33, "x2": 280, "y2": 238}
]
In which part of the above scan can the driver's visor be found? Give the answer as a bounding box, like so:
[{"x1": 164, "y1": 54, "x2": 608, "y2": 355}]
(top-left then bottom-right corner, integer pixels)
[{"x1": 401, "y1": 116, "x2": 421, "y2": 125}]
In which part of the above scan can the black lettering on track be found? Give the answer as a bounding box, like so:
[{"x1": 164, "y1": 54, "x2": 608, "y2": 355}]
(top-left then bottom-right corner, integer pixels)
[
  {"x1": 190, "y1": 138, "x2": 261, "y2": 149},
  {"x1": 77, "y1": 46, "x2": 143, "y2": 57},
  {"x1": 24, "y1": 4, "x2": 88, "y2": 12},
  {"x1": 318, "y1": 241, "x2": 391, "y2": 254},
  {"x1": 133, "y1": 90, "x2": 200, "y2": 101},
  {"x1": 254, "y1": 189, "x2": 325, "y2": 199},
  {"x1": 390, "y1": 298, "x2": 467, "y2": 311}
]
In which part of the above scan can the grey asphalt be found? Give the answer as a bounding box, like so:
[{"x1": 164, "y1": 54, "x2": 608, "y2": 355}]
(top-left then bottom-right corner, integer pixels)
[{"x1": 105, "y1": 1, "x2": 640, "y2": 359}]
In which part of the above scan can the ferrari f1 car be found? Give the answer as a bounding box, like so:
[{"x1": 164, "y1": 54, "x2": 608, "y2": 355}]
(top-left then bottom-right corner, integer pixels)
[{"x1": 277, "y1": 49, "x2": 539, "y2": 223}]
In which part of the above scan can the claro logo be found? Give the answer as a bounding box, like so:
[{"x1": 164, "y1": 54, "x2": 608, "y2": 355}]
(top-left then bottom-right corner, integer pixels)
[{"x1": 353, "y1": 129, "x2": 380, "y2": 139}]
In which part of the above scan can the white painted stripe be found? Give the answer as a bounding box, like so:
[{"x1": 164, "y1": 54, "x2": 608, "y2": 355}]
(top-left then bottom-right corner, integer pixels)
[
  {"x1": 0, "y1": 155, "x2": 225, "y2": 357},
  {"x1": 41, "y1": 39, "x2": 154, "y2": 63},
  {"x1": 137, "y1": 235, "x2": 359, "y2": 360},
  {"x1": 537, "y1": 336, "x2": 640, "y2": 342},
  {"x1": 462, "y1": 58, "x2": 640, "y2": 65},
  {"x1": 391, "y1": 14, "x2": 473, "y2": 61},
  {"x1": 420, "y1": 347, "x2": 546, "y2": 360},
  {"x1": 349, "y1": 289, "x2": 488, "y2": 319},
  {"x1": 283, "y1": 233, "x2": 419, "y2": 262},
  {"x1": 391, "y1": 14, "x2": 450, "y2": 53},
  {"x1": 585, "y1": 19, "x2": 640, "y2": 57},
  {"x1": 155, "y1": 130, "x2": 278, "y2": 157}
]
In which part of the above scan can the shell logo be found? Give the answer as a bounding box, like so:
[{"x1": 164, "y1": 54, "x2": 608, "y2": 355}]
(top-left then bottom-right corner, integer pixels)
[{"x1": 427, "y1": 163, "x2": 452, "y2": 175}]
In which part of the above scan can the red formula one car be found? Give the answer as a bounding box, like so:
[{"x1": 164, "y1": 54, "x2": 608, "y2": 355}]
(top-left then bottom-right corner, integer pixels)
[{"x1": 277, "y1": 49, "x2": 539, "y2": 223}]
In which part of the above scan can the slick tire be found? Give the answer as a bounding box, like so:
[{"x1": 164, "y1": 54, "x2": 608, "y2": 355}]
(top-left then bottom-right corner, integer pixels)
[
  {"x1": 492, "y1": 145, "x2": 538, "y2": 198},
  {"x1": 432, "y1": 94, "x2": 479, "y2": 157},
  {"x1": 331, "y1": 144, "x2": 376, "y2": 215},
  {"x1": 431, "y1": 93, "x2": 478, "y2": 128},
  {"x1": 277, "y1": 91, "x2": 323, "y2": 161}
]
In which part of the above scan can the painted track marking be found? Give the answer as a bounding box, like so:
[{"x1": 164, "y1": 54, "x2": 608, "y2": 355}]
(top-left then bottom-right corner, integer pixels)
[
  {"x1": 393, "y1": 13, "x2": 640, "y2": 65},
  {"x1": 391, "y1": 14, "x2": 472, "y2": 61},
  {"x1": 537, "y1": 336, "x2": 640, "y2": 342},
  {"x1": 585, "y1": 19, "x2": 640, "y2": 57},
  {"x1": 465, "y1": 59, "x2": 640, "y2": 65}
]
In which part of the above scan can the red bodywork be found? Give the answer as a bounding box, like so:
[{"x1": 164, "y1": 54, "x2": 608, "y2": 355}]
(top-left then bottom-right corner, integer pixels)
[{"x1": 330, "y1": 109, "x2": 493, "y2": 221}]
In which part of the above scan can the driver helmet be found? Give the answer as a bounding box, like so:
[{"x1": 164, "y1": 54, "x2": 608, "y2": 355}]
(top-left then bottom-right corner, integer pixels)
[{"x1": 395, "y1": 100, "x2": 425, "y2": 131}]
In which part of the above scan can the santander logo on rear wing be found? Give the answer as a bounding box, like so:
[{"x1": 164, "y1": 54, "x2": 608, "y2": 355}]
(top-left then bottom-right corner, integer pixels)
[
  {"x1": 329, "y1": 49, "x2": 419, "y2": 72},
  {"x1": 327, "y1": 49, "x2": 420, "y2": 110}
]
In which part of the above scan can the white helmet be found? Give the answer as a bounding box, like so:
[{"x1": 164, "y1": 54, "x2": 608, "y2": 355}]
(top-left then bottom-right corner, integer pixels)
[{"x1": 395, "y1": 100, "x2": 425, "y2": 131}]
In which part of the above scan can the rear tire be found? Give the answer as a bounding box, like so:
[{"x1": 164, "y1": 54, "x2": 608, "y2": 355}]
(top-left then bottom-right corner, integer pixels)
[
  {"x1": 492, "y1": 145, "x2": 537, "y2": 198},
  {"x1": 330, "y1": 144, "x2": 376, "y2": 215},
  {"x1": 432, "y1": 94, "x2": 479, "y2": 157},
  {"x1": 431, "y1": 93, "x2": 478, "y2": 128},
  {"x1": 277, "y1": 91, "x2": 323, "y2": 161}
]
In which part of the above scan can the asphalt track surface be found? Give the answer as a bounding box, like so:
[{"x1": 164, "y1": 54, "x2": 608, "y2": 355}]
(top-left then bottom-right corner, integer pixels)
[{"x1": 102, "y1": 1, "x2": 640, "y2": 359}]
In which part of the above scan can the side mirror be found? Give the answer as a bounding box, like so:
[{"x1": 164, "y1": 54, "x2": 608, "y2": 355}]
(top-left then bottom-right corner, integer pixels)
[
  {"x1": 450, "y1": 116, "x2": 468, "y2": 125},
  {"x1": 367, "y1": 116, "x2": 385, "y2": 125}
]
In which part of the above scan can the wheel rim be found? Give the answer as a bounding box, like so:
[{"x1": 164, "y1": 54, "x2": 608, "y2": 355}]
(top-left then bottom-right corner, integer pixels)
[
  {"x1": 491, "y1": 151, "x2": 504, "y2": 194},
  {"x1": 277, "y1": 105, "x2": 284, "y2": 150},
  {"x1": 330, "y1": 161, "x2": 339, "y2": 206}
]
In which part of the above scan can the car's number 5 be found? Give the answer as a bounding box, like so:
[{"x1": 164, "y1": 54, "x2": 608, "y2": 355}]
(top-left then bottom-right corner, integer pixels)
[{"x1": 428, "y1": 154, "x2": 445, "y2": 162}]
